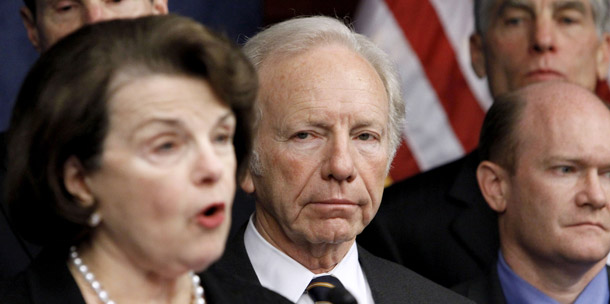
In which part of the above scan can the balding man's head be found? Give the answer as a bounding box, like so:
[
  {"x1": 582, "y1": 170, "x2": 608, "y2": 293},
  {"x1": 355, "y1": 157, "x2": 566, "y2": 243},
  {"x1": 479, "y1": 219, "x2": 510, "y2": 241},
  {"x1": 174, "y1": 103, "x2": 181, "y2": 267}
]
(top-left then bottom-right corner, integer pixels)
[{"x1": 477, "y1": 81, "x2": 610, "y2": 282}]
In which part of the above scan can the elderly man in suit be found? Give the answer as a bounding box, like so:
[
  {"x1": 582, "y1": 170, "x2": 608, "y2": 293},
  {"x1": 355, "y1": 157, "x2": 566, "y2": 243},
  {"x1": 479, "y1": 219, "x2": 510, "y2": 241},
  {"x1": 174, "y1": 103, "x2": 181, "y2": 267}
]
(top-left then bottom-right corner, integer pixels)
[
  {"x1": 357, "y1": 0, "x2": 610, "y2": 288},
  {"x1": 455, "y1": 81, "x2": 610, "y2": 303},
  {"x1": 206, "y1": 16, "x2": 471, "y2": 303}
]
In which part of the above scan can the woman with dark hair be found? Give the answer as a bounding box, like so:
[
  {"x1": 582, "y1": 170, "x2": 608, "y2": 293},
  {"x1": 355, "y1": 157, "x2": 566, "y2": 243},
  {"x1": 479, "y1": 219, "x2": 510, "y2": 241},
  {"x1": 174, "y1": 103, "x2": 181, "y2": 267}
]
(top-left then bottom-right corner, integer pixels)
[{"x1": 1, "y1": 14, "x2": 289, "y2": 304}]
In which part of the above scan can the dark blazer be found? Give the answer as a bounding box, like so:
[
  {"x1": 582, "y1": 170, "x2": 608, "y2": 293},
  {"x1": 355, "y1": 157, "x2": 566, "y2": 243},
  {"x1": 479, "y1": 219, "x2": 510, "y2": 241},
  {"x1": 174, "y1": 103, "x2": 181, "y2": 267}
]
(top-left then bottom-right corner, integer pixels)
[
  {"x1": 206, "y1": 224, "x2": 473, "y2": 303},
  {"x1": 0, "y1": 245, "x2": 290, "y2": 304},
  {"x1": 357, "y1": 150, "x2": 499, "y2": 288},
  {"x1": 0, "y1": 131, "x2": 41, "y2": 280},
  {"x1": 453, "y1": 264, "x2": 610, "y2": 304},
  {"x1": 452, "y1": 262, "x2": 506, "y2": 304}
]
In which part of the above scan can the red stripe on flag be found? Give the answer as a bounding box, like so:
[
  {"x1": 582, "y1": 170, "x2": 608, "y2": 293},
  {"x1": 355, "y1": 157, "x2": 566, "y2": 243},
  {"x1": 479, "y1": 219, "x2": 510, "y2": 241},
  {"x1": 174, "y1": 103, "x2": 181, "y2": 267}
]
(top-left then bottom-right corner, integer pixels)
[
  {"x1": 384, "y1": 0, "x2": 484, "y2": 152},
  {"x1": 389, "y1": 140, "x2": 421, "y2": 182}
]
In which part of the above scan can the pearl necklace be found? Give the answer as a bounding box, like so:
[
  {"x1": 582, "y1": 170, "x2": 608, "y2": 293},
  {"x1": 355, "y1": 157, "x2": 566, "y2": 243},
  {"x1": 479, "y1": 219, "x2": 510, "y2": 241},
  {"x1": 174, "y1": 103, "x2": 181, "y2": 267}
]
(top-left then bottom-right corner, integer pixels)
[{"x1": 69, "y1": 246, "x2": 205, "y2": 304}]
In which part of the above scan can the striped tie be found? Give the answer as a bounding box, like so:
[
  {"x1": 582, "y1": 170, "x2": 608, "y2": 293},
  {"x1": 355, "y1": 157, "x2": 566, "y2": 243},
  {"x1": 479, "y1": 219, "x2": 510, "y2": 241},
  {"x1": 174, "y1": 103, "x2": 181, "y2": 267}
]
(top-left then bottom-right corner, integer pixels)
[{"x1": 306, "y1": 275, "x2": 357, "y2": 304}]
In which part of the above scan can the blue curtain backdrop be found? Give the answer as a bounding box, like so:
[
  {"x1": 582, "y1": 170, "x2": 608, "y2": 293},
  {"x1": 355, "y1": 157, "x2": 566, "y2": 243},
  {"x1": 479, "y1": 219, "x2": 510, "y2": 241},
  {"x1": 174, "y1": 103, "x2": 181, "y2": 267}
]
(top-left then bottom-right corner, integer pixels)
[{"x1": 0, "y1": 0, "x2": 263, "y2": 131}]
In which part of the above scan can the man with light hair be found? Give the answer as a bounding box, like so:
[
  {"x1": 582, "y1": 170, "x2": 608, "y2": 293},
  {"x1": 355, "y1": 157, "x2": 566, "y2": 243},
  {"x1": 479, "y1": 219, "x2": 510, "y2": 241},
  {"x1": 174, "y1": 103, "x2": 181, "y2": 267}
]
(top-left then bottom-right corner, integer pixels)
[
  {"x1": 207, "y1": 15, "x2": 471, "y2": 303},
  {"x1": 358, "y1": 0, "x2": 610, "y2": 288},
  {"x1": 455, "y1": 81, "x2": 610, "y2": 303}
]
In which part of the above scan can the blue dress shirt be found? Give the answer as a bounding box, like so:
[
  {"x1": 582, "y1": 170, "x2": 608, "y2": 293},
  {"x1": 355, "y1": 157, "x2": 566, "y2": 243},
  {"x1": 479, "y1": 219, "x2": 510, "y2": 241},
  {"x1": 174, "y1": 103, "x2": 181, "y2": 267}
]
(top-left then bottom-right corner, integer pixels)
[{"x1": 497, "y1": 251, "x2": 609, "y2": 304}]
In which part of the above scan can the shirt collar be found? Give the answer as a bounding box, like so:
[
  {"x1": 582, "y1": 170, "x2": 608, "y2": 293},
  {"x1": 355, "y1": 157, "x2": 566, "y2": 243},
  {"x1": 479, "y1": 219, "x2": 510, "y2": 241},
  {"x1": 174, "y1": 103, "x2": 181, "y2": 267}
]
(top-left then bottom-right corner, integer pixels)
[
  {"x1": 497, "y1": 251, "x2": 609, "y2": 304},
  {"x1": 243, "y1": 215, "x2": 371, "y2": 303}
]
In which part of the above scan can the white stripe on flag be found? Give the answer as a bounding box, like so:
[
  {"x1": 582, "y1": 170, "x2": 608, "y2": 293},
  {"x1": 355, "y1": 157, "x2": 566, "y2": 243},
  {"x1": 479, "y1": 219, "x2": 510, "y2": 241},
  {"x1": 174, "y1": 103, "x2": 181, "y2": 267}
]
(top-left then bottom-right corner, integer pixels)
[
  {"x1": 355, "y1": 0, "x2": 464, "y2": 171},
  {"x1": 429, "y1": 0, "x2": 493, "y2": 111}
]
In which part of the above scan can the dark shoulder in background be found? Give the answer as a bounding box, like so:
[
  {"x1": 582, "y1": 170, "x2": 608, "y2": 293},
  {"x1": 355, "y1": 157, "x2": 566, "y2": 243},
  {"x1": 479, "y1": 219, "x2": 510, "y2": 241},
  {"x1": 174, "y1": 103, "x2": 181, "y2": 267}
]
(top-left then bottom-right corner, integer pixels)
[{"x1": 358, "y1": 150, "x2": 500, "y2": 288}]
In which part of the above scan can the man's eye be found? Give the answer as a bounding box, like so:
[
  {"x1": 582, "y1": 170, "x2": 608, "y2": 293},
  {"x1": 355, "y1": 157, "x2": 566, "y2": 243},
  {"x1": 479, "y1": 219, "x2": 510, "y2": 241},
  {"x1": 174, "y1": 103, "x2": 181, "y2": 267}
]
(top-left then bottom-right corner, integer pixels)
[
  {"x1": 556, "y1": 166, "x2": 575, "y2": 174},
  {"x1": 57, "y1": 4, "x2": 76, "y2": 12},
  {"x1": 295, "y1": 132, "x2": 309, "y2": 140},
  {"x1": 504, "y1": 17, "x2": 523, "y2": 26},
  {"x1": 558, "y1": 17, "x2": 576, "y2": 25},
  {"x1": 357, "y1": 133, "x2": 372, "y2": 141}
]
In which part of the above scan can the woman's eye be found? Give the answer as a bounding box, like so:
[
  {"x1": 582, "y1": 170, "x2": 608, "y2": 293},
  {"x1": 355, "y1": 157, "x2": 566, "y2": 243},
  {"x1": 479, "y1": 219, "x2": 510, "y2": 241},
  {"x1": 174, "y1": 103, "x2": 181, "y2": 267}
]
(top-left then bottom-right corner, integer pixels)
[
  {"x1": 214, "y1": 133, "x2": 232, "y2": 144},
  {"x1": 154, "y1": 141, "x2": 179, "y2": 154}
]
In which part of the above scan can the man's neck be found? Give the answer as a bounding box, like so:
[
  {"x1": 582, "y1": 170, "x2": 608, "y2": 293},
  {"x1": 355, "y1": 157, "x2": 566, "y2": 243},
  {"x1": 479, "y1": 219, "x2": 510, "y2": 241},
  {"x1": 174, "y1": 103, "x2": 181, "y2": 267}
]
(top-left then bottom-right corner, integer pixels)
[
  {"x1": 501, "y1": 245, "x2": 607, "y2": 304},
  {"x1": 254, "y1": 211, "x2": 354, "y2": 274}
]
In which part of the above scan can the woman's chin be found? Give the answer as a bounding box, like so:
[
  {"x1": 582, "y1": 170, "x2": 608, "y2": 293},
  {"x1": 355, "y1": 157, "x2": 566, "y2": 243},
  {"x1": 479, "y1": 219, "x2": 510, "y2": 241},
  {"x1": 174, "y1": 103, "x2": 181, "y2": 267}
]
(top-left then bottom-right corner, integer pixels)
[{"x1": 189, "y1": 244, "x2": 226, "y2": 273}]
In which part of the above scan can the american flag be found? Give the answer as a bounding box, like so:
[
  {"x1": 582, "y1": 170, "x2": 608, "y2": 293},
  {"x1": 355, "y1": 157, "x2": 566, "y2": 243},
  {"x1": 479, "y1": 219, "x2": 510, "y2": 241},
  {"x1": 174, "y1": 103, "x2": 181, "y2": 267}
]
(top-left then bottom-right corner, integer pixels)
[{"x1": 354, "y1": 0, "x2": 610, "y2": 184}]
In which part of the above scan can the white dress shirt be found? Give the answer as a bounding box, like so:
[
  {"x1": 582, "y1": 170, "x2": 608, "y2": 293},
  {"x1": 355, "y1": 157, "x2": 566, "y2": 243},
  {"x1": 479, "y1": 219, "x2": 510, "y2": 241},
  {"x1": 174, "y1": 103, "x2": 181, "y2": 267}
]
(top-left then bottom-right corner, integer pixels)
[{"x1": 244, "y1": 216, "x2": 375, "y2": 304}]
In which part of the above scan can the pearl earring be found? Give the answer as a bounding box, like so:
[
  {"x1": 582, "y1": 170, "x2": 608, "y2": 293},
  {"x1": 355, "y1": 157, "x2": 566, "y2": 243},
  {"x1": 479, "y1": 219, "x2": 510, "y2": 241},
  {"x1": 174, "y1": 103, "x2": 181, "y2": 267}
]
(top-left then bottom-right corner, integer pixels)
[{"x1": 88, "y1": 211, "x2": 101, "y2": 227}]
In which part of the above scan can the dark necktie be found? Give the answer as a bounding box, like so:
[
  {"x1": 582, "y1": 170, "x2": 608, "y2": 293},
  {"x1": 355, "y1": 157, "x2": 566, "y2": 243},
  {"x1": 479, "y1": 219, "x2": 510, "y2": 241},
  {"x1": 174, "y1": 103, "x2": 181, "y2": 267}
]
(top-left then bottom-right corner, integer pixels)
[{"x1": 306, "y1": 275, "x2": 358, "y2": 304}]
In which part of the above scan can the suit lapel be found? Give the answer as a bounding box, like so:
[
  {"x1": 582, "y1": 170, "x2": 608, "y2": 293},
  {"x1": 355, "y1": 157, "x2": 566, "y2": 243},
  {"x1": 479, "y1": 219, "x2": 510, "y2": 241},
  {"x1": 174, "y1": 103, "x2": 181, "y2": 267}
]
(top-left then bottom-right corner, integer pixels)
[
  {"x1": 448, "y1": 150, "x2": 499, "y2": 270},
  {"x1": 358, "y1": 245, "x2": 391, "y2": 304}
]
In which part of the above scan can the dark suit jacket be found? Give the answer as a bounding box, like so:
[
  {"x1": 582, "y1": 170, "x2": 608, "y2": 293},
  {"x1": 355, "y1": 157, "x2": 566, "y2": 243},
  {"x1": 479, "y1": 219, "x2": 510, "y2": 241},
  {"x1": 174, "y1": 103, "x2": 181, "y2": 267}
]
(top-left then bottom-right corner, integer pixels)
[
  {"x1": 357, "y1": 150, "x2": 499, "y2": 288},
  {"x1": 0, "y1": 132, "x2": 41, "y2": 280},
  {"x1": 452, "y1": 262, "x2": 506, "y2": 304},
  {"x1": 453, "y1": 264, "x2": 610, "y2": 304},
  {"x1": 0, "y1": 245, "x2": 290, "y2": 304},
  {"x1": 206, "y1": 224, "x2": 473, "y2": 303}
]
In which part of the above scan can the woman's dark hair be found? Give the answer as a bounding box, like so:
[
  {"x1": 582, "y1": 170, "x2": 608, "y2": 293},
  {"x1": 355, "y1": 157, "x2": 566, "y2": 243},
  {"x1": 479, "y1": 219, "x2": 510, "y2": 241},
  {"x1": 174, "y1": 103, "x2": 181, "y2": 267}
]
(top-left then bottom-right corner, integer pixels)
[{"x1": 6, "y1": 14, "x2": 257, "y2": 245}]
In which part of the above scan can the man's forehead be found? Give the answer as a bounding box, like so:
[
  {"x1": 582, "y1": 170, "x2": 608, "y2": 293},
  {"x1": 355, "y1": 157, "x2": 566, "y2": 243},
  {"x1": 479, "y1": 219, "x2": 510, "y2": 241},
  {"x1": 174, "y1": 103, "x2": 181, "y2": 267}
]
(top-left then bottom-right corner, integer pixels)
[
  {"x1": 495, "y1": 0, "x2": 591, "y2": 12},
  {"x1": 37, "y1": 0, "x2": 153, "y2": 6}
]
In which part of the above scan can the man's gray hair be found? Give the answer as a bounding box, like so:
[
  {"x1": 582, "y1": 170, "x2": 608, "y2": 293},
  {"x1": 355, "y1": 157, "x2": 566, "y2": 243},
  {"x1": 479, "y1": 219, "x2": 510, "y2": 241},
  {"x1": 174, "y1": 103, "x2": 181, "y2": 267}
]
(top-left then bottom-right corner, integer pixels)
[
  {"x1": 243, "y1": 16, "x2": 405, "y2": 160},
  {"x1": 474, "y1": 0, "x2": 610, "y2": 35}
]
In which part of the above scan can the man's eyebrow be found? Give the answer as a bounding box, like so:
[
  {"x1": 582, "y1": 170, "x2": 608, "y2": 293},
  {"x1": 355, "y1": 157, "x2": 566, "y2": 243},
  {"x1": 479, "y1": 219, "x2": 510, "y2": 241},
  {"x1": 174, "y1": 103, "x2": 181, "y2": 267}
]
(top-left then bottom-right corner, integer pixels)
[
  {"x1": 496, "y1": 0, "x2": 534, "y2": 16},
  {"x1": 552, "y1": 0, "x2": 587, "y2": 14},
  {"x1": 43, "y1": 0, "x2": 78, "y2": 7}
]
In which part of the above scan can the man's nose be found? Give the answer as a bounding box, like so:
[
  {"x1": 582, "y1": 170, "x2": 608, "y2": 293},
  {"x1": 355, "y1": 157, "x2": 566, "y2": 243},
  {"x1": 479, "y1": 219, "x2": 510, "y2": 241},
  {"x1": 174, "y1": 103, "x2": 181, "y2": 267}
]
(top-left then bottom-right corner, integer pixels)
[
  {"x1": 84, "y1": 3, "x2": 109, "y2": 23},
  {"x1": 576, "y1": 171, "x2": 608, "y2": 209},
  {"x1": 323, "y1": 137, "x2": 356, "y2": 182},
  {"x1": 531, "y1": 18, "x2": 556, "y2": 53}
]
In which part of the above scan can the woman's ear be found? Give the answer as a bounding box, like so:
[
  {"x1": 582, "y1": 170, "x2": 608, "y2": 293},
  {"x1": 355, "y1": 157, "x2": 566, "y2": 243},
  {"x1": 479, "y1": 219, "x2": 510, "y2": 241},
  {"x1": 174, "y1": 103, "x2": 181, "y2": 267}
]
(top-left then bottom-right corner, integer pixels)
[
  {"x1": 476, "y1": 160, "x2": 509, "y2": 213},
  {"x1": 63, "y1": 156, "x2": 94, "y2": 207}
]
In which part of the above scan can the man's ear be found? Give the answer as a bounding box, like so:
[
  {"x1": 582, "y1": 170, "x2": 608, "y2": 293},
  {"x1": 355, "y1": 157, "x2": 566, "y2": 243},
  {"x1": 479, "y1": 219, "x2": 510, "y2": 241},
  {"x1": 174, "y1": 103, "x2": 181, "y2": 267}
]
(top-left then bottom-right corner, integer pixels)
[
  {"x1": 470, "y1": 33, "x2": 487, "y2": 79},
  {"x1": 152, "y1": 0, "x2": 169, "y2": 15},
  {"x1": 240, "y1": 169, "x2": 256, "y2": 194},
  {"x1": 20, "y1": 6, "x2": 41, "y2": 52},
  {"x1": 476, "y1": 160, "x2": 508, "y2": 213},
  {"x1": 595, "y1": 32, "x2": 610, "y2": 81},
  {"x1": 64, "y1": 156, "x2": 95, "y2": 207}
]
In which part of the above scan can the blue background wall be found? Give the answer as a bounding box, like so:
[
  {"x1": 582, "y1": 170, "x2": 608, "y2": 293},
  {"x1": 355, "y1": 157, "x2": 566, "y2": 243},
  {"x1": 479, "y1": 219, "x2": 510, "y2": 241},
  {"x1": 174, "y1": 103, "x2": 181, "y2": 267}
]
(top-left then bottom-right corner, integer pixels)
[{"x1": 0, "y1": 0, "x2": 263, "y2": 131}]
